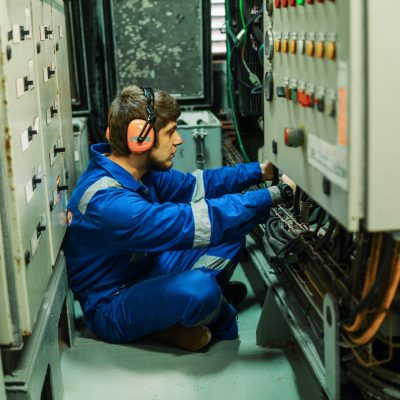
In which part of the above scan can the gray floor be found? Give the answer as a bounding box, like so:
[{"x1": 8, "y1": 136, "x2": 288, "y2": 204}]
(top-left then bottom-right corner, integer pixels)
[{"x1": 61, "y1": 265, "x2": 322, "y2": 400}]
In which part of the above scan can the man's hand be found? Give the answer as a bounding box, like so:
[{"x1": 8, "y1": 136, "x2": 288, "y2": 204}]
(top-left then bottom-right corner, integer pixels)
[
  {"x1": 282, "y1": 174, "x2": 296, "y2": 191},
  {"x1": 260, "y1": 161, "x2": 274, "y2": 182}
]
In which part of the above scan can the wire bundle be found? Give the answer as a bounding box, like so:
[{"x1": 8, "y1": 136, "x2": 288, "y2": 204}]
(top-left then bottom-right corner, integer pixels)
[{"x1": 262, "y1": 193, "x2": 400, "y2": 398}]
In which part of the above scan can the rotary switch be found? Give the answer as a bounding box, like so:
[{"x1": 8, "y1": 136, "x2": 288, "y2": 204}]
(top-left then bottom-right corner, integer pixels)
[{"x1": 265, "y1": 30, "x2": 274, "y2": 61}]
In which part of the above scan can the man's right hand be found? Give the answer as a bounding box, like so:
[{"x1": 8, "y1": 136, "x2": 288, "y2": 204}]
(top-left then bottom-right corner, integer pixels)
[{"x1": 282, "y1": 174, "x2": 296, "y2": 192}]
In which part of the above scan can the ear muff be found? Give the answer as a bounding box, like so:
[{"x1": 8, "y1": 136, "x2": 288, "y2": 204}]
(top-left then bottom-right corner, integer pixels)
[{"x1": 127, "y1": 119, "x2": 155, "y2": 153}]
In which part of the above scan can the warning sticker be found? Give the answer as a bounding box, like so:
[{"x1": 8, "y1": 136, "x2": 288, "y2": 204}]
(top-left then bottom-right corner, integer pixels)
[
  {"x1": 307, "y1": 134, "x2": 348, "y2": 191},
  {"x1": 66, "y1": 209, "x2": 73, "y2": 226}
]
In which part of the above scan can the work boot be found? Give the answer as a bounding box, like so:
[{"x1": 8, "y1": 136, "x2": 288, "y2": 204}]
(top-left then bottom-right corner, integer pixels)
[
  {"x1": 208, "y1": 302, "x2": 238, "y2": 340},
  {"x1": 152, "y1": 325, "x2": 212, "y2": 352},
  {"x1": 223, "y1": 281, "x2": 248, "y2": 308}
]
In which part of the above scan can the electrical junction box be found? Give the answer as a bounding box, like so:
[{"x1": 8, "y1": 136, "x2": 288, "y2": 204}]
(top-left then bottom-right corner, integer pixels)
[
  {"x1": 174, "y1": 110, "x2": 223, "y2": 173},
  {"x1": 0, "y1": 0, "x2": 74, "y2": 345},
  {"x1": 262, "y1": 0, "x2": 400, "y2": 231}
]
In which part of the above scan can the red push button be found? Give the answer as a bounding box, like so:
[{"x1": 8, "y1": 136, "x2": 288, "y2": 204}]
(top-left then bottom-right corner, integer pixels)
[
  {"x1": 290, "y1": 0, "x2": 296, "y2": 6},
  {"x1": 284, "y1": 128, "x2": 305, "y2": 147},
  {"x1": 298, "y1": 90, "x2": 313, "y2": 108},
  {"x1": 307, "y1": 0, "x2": 314, "y2": 3},
  {"x1": 275, "y1": 0, "x2": 281, "y2": 8},
  {"x1": 282, "y1": 0, "x2": 289, "y2": 7}
]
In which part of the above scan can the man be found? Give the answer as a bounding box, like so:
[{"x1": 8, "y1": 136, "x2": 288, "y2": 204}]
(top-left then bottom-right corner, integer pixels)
[{"x1": 64, "y1": 85, "x2": 292, "y2": 351}]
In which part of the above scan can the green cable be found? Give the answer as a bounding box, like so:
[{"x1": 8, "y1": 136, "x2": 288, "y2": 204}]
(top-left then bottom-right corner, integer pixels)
[
  {"x1": 225, "y1": 1, "x2": 250, "y2": 162},
  {"x1": 239, "y1": 0, "x2": 247, "y2": 35}
]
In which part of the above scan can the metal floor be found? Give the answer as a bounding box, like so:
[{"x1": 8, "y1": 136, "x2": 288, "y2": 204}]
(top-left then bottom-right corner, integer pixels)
[{"x1": 61, "y1": 265, "x2": 322, "y2": 400}]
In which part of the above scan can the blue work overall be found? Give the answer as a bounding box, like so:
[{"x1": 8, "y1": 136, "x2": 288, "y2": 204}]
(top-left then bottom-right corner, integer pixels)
[{"x1": 64, "y1": 143, "x2": 272, "y2": 343}]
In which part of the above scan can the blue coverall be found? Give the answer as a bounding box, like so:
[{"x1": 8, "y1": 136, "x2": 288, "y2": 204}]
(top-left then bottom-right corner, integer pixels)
[{"x1": 64, "y1": 143, "x2": 273, "y2": 342}]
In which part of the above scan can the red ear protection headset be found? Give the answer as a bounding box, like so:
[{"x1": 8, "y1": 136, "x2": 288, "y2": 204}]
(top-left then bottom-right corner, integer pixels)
[{"x1": 106, "y1": 87, "x2": 157, "y2": 153}]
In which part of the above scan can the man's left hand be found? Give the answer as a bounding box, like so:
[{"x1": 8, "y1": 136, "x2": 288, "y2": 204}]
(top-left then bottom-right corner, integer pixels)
[{"x1": 260, "y1": 161, "x2": 274, "y2": 182}]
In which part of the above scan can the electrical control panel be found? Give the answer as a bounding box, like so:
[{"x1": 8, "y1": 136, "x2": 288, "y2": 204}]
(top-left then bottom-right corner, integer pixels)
[
  {"x1": 263, "y1": 0, "x2": 400, "y2": 231},
  {"x1": 0, "y1": 0, "x2": 74, "y2": 345}
]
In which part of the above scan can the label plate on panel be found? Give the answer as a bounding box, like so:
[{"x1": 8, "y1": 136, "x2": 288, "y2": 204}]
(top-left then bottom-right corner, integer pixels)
[{"x1": 307, "y1": 134, "x2": 348, "y2": 190}]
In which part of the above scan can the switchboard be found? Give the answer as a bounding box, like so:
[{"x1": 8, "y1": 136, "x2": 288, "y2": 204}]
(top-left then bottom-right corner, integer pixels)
[
  {"x1": 263, "y1": 0, "x2": 400, "y2": 231},
  {"x1": 0, "y1": 0, "x2": 74, "y2": 343}
]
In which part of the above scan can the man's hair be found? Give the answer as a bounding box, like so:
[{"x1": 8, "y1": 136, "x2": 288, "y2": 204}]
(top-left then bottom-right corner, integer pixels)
[{"x1": 107, "y1": 85, "x2": 181, "y2": 156}]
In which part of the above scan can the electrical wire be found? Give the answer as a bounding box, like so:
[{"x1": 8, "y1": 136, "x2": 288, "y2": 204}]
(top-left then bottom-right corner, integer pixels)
[
  {"x1": 343, "y1": 233, "x2": 383, "y2": 333},
  {"x1": 348, "y1": 243, "x2": 400, "y2": 345},
  {"x1": 225, "y1": 1, "x2": 250, "y2": 162}
]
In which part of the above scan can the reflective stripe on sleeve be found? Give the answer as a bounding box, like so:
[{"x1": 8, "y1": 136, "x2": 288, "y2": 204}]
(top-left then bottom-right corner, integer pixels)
[
  {"x1": 190, "y1": 199, "x2": 211, "y2": 248},
  {"x1": 191, "y1": 169, "x2": 205, "y2": 202},
  {"x1": 191, "y1": 254, "x2": 232, "y2": 271},
  {"x1": 78, "y1": 177, "x2": 122, "y2": 214}
]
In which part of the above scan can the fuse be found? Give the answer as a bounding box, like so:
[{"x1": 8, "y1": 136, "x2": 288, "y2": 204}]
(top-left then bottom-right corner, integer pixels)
[
  {"x1": 305, "y1": 33, "x2": 316, "y2": 57},
  {"x1": 298, "y1": 33, "x2": 306, "y2": 55},
  {"x1": 289, "y1": 33, "x2": 297, "y2": 54},
  {"x1": 274, "y1": 32, "x2": 282, "y2": 52},
  {"x1": 326, "y1": 41, "x2": 336, "y2": 60},
  {"x1": 316, "y1": 40, "x2": 324, "y2": 58},
  {"x1": 281, "y1": 33, "x2": 289, "y2": 53}
]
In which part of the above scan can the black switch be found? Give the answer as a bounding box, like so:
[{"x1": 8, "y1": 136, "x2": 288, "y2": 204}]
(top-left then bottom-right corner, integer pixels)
[
  {"x1": 24, "y1": 76, "x2": 33, "y2": 91},
  {"x1": 25, "y1": 250, "x2": 31, "y2": 266},
  {"x1": 323, "y1": 177, "x2": 331, "y2": 196},
  {"x1": 44, "y1": 27, "x2": 53, "y2": 38},
  {"x1": 28, "y1": 126, "x2": 38, "y2": 141},
  {"x1": 47, "y1": 66, "x2": 56, "y2": 77},
  {"x1": 50, "y1": 106, "x2": 58, "y2": 117},
  {"x1": 57, "y1": 184, "x2": 69, "y2": 192},
  {"x1": 272, "y1": 140, "x2": 278, "y2": 155},
  {"x1": 32, "y1": 175, "x2": 42, "y2": 190},
  {"x1": 276, "y1": 86, "x2": 286, "y2": 98},
  {"x1": 36, "y1": 222, "x2": 46, "y2": 238},
  {"x1": 54, "y1": 146, "x2": 65, "y2": 154},
  {"x1": 20, "y1": 26, "x2": 29, "y2": 40},
  {"x1": 317, "y1": 98, "x2": 325, "y2": 113}
]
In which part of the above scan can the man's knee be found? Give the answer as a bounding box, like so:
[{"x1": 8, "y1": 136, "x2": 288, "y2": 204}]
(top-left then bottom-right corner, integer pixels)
[{"x1": 175, "y1": 270, "x2": 221, "y2": 323}]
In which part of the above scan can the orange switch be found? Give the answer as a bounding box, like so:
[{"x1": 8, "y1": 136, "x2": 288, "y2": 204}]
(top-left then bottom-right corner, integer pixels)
[
  {"x1": 306, "y1": 40, "x2": 314, "y2": 57},
  {"x1": 281, "y1": 38, "x2": 289, "y2": 53},
  {"x1": 289, "y1": 38, "x2": 297, "y2": 54},
  {"x1": 316, "y1": 41, "x2": 325, "y2": 58},
  {"x1": 274, "y1": 39, "x2": 281, "y2": 52},
  {"x1": 326, "y1": 41, "x2": 336, "y2": 60}
]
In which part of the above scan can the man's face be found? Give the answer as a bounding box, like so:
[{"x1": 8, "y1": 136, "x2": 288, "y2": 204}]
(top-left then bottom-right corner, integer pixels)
[{"x1": 148, "y1": 120, "x2": 182, "y2": 171}]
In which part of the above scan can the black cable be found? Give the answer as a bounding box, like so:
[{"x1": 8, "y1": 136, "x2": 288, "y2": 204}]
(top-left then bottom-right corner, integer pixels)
[
  {"x1": 349, "y1": 235, "x2": 394, "y2": 318},
  {"x1": 241, "y1": 2, "x2": 263, "y2": 43},
  {"x1": 228, "y1": 10, "x2": 263, "y2": 89}
]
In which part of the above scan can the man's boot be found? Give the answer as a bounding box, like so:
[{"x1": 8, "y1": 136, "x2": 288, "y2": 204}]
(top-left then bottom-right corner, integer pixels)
[{"x1": 152, "y1": 325, "x2": 212, "y2": 352}]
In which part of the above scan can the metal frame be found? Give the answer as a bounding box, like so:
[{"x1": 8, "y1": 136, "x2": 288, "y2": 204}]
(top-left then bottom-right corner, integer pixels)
[
  {"x1": 248, "y1": 233, "x2": 340, "y2": 400},
  {"x1": 4, "y1": 252, "x2": 69, "y2": 400}
]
